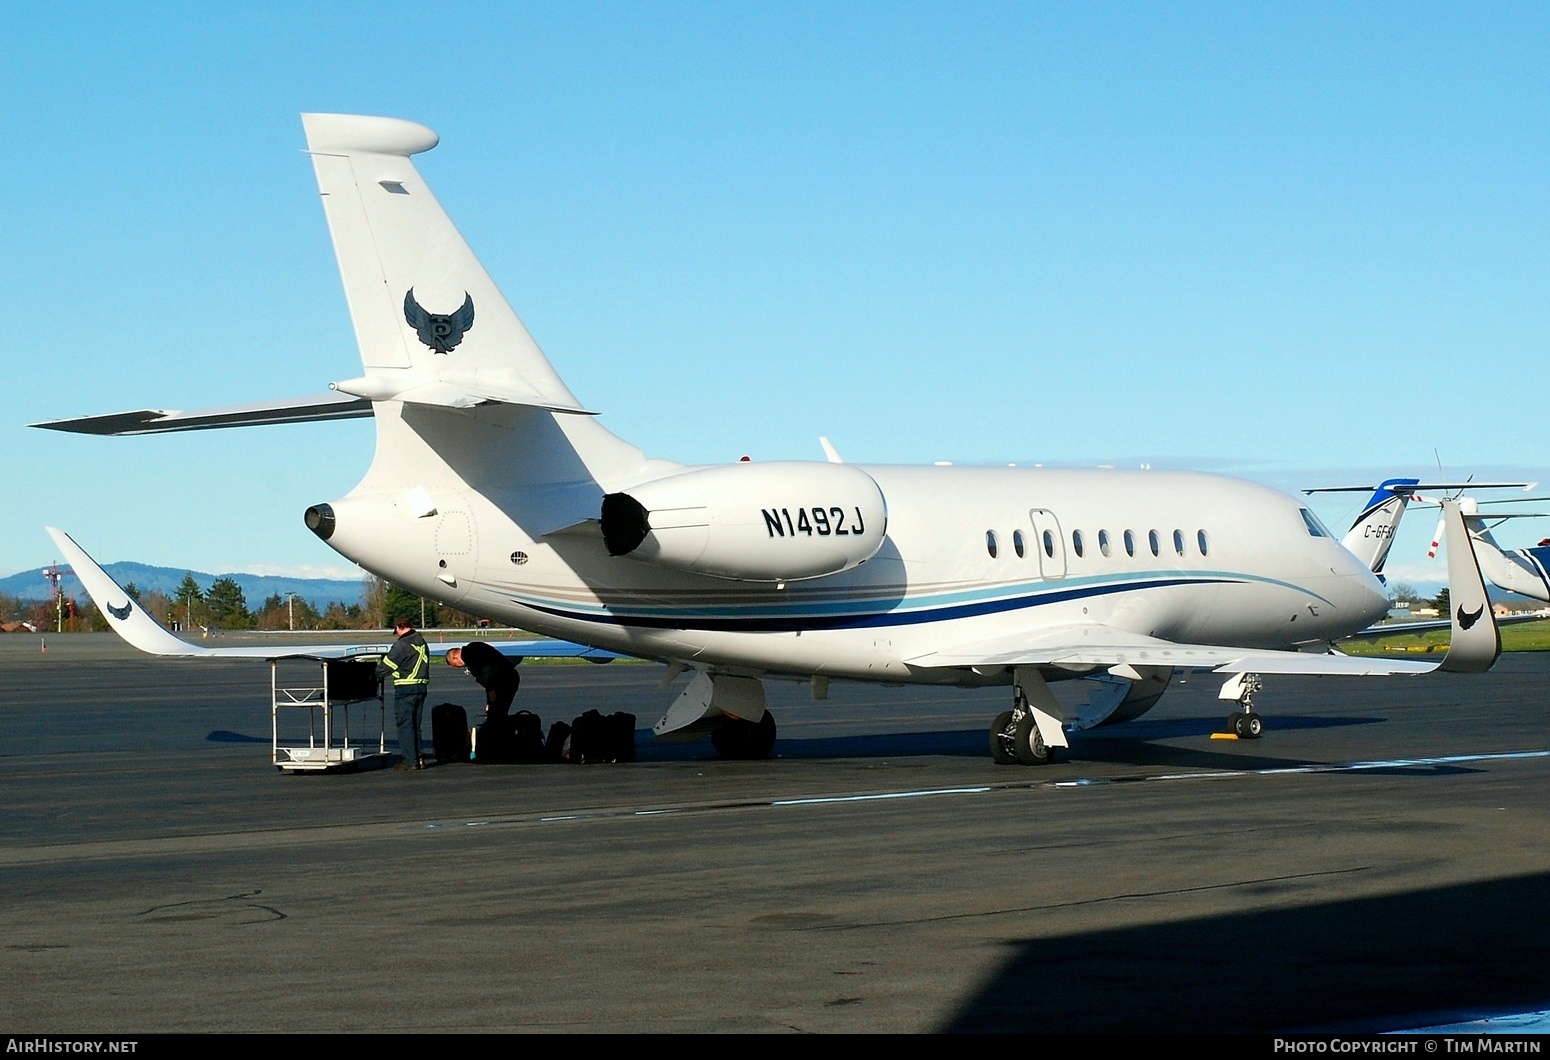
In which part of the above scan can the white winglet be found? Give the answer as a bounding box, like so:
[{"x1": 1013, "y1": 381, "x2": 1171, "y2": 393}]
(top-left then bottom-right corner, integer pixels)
[
  {"x1": 1437, "y1": 499, "x2": 1501, "y2": 673},
  {"x1": 42, "y1": 527, "x2": 620, "y2": 663},
  {"x1": 819, "y1": 437, "x2": 843, "y2": 464},
  {"x1": 44, "y1": 527, "x2": 216, "y2": 657}
]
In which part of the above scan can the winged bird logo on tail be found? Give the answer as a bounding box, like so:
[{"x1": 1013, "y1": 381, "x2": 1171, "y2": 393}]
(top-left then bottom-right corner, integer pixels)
[
  {"x1": 106, "y1": 600, "x2": 132, "y2": 621},
  {"x1": 1457, "y1": 604, "x2": 1485, "y2": 630},
  {"x1": 403, "y1": 288, "x2": 475, "y2": 353}
]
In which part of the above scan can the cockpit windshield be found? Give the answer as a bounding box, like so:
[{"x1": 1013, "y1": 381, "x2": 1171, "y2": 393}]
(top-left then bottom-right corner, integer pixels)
[{"x1": 1300, "y1": 508, "x2": 1334, "y2": 538}]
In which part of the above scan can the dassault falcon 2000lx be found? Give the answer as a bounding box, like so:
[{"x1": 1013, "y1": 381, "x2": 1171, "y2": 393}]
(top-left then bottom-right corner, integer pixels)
[{"x1": 37, "y1": 113, "x2": 1504, "y2": 765}]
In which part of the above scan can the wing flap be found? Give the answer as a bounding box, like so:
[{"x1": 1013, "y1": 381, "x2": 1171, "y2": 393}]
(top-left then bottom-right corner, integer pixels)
[{"x1": 907, "y1": 623, "x2": 1435, "y2": 676}]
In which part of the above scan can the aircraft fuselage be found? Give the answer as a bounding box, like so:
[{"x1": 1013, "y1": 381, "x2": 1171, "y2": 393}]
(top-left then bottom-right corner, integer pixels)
[{"x1": 319, "y1": 454, "x2": 1391, "y2": 685}]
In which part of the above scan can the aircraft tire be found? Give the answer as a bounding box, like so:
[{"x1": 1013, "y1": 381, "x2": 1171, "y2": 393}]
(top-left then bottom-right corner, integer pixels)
[
  {"x1": 711, "y1": 722, "x2": 748, "y2": 759},
  {"x1": 1242, "y1": 712, "x2": 1264, "y2": 739},
  {"x1": 711, "y1": 713, "x2": 777, "y2": 760},
  {"x1": 1013, "y1": 711, "x2": 1054, "y2": 766},
  {"x1": 747, "y1": 712, "x2": 777, "y2": 759},
  {"x1": 989, "y1": 711, "x2": 1018, "y2": 765}
]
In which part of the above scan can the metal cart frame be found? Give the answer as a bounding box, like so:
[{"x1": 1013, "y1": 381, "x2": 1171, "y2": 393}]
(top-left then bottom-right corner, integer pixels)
[{"x1": 271, "y1": 657, "x2": 392, "y2": 773}]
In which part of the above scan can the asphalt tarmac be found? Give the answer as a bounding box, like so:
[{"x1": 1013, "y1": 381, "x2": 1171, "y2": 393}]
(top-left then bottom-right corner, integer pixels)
[{"x1": 2, "y1": 633, "x2": 1549, "y2": 1033}]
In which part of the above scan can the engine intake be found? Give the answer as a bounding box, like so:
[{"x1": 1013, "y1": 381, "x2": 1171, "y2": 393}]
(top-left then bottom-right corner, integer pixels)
[{"x1": 600, "y1": 462, "x2": 887, "y2": 582}]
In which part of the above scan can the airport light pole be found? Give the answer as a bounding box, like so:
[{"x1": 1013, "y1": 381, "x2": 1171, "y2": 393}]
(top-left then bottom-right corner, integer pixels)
[{"x1": 286, "y1": 592, "x2": 296, "y2": 631}]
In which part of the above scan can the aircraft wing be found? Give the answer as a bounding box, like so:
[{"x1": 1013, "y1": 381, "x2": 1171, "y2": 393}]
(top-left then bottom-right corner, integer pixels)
[
  {"x1": 30, "y1": 393, "x2": 372, "y2": 436},
  {"x1": 44, "y1": 526, "x2": 618, "y2": 662},
  {"x1": 906, "y1": 623, "x2": 1436, "y2": 676},
  {"x1": 1344, "y1": 611, "x2": 1549, "y2": 640}
]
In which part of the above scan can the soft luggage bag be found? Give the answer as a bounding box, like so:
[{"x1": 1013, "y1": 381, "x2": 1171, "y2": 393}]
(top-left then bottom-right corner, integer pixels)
[
  {"x1": 431, "y1": 703, "x2": 470, "y2": 763},
  {"x1": 546, "y1": 721, "x2": 572, "y2": 763},
  {"x1": 474, "y1": 718, "x2": 506, "y2": 763},
  {"x1": 475, "y1": 711, "x2": 545, "y2": 763},
  {"x1": 568, "y1": 710, "x2": 634, "y2": 763}
]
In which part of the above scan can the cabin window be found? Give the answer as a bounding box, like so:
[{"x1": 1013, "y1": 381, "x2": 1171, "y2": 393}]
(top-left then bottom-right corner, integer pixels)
[
  {"x1": 1197, "y1": 529, "x2": 1209, "y2": 556},
  {"x1": 1173, "y1": 529, "x2": 1185, "y2": 556},
  {"x1": 1043, "y1": 530, "x2": 1055, "y2": 558},
  {"x1": 1300, "y1": 508, "x2": 1333, "y2": 538},
  {"x1": 1148, "y1": 530, "x2": 1160, "y2": 557},
  {"x1": 1013, "y1": 529, "x2": 1025, "y2": 558},
  {"x1": 1124, "y1": 530, "x2": 1135, "y2": 557},
  {"x1": 1072, "y1": 530, "x2": 1085, "y2": 558},
  {"x1": 1099, "y1": 530, "x2": 1111, "y2": 557},
  {"x1": 986, "y1": 531, "x2": 999, "y2": 558}
]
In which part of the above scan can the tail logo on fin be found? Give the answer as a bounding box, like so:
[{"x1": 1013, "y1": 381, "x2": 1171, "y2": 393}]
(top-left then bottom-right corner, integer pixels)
[
  {"x1": 1458, "y1": 604, "x2": 1484, "y2": 630},
  {"x1": 106, "y1": 600, "x2": 132, "y2": 620},
  {"x1": 403, "y1": 289, "x2": 475, "y2": 353}
]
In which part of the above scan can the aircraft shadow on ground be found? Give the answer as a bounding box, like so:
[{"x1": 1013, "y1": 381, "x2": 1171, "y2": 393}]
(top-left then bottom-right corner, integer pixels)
[
  {"x1": 211, "y1": 714, "x2": 1393, "y2": 772},
  {"x1": 206, "y1": 730, "x2": 270, "y2": 744},
  {"x1": 634, "y1": 715, "x2": 1388, "y2": 771},
  {"x1": 937, "y1": 871, "x2": 1550, "y2": 1033}
]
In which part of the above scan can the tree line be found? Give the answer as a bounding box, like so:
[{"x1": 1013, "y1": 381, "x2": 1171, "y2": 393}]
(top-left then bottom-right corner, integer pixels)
[{"x1": 0, "y1": 576, "x2": 486, "y2": 633}]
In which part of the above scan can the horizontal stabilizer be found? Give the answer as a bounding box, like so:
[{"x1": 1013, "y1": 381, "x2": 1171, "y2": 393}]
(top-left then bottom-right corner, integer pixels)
[
  {"x1": 1304, "y1": 481, "x2": 1535, "y2": 494},
  {"x1": 44, "y1": 526, "x2": 620, "y2": 662},
  {"x1": 1346, "y1": 611, "x2": 1548, "y2": 639},
  {"x1": 31, "y1": 393, "x2": 371, "y2": 436}
]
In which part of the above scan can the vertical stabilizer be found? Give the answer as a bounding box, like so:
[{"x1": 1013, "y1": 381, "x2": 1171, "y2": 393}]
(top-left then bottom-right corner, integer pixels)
[
  {"x1": 1340, "y1": 478, "x2": 1418, "y2": 574},
  {"x1": 302, "y1": 113, "x2": 581, "y2": 410},
  {"x1": 302, "y1": 114, "x2": 661, "y2": 494}
]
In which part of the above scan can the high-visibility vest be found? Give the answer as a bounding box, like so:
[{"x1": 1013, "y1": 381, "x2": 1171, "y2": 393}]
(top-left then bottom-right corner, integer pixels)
[{"x1": 382, "y1": 639, "x2": 429, "y2": 688}]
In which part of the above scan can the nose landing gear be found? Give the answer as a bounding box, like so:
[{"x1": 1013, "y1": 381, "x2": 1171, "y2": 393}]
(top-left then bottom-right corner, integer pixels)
[{"x1": 1220, "y1": 672, "x2": 1265, "y2": 739}]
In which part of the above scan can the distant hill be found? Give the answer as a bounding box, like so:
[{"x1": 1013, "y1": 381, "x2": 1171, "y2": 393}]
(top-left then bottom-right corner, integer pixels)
[{"x1": 0, "y1": 561, "x2": 366, "y2": 611}]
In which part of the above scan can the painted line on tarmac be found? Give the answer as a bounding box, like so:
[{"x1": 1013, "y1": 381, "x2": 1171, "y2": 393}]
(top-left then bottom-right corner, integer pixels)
[
  {"x1": 515, "y1": 749, "x2": 1550, "y2": 830},
  {"x1": 8, "y1": 749, "x2": 1548, "y2": 866},
  {"x1": 1146, "y1": 748, "x2": 1550, "y2": 784},
  {"x1": 773, "y1": 786, "x2": 993, "y2": 807}
]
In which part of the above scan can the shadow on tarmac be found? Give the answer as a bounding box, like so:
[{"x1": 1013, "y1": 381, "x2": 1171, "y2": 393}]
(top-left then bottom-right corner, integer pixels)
[
  {"x1": 210, "y1": 713, "x2": 1392, "y2": 771},
  {"x1": 938, "y1": 871, "x2": 1550, "y2": 1033}
]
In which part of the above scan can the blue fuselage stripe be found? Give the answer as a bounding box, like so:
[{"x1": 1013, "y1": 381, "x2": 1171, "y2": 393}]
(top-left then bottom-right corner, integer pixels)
[{"x1": 516, "y1": 576, "x2": 1237, "y2": 632}]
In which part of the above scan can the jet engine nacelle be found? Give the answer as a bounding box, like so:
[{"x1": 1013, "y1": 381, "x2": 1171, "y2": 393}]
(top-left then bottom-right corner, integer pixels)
[{"x1": 601, "y1": 462, "x2": 888, "y2": 582}]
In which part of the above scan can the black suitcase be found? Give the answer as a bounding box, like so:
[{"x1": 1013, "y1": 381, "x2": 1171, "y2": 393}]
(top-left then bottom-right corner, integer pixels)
[
  {"x1": 431, "y1": 703, "x2": 470, "y2": 764},
  {"x1": 607, "y1": 712, "x2": 637, "y2": 763},
  {"x1": 569, "y1": 709, "x2": 606, "y2": 763},
  {"x1": 509, "y1": 710, "x2": 547, "y2": 763}
]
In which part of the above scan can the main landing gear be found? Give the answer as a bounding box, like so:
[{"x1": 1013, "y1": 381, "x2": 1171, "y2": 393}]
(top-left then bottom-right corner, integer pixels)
[
  {"x1": 1220, "y1": 672, "x2": 1265, "y2": 740},
  {"x1": 989, "y1": 670, "x2": 1067, "y2": 765},
  {"x1": 989, "y1": 708, "x2": 1054, "y2": 765}
]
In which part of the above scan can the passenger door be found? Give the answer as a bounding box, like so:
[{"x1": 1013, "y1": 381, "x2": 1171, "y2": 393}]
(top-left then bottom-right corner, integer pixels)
[{"x1": 1028, "y1": 509, "x2": 1066, "y2": 579}]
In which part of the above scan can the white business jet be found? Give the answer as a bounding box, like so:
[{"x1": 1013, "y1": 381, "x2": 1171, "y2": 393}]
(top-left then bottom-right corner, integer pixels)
[{"x1": 37, "y1": 114, "x2": 1503, "y2": 764}]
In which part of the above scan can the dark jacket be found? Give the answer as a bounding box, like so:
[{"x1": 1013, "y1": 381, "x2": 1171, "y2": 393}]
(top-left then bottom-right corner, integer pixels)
[{"x1": 460, "y1": 640, "x2": 519, "y2": 694}]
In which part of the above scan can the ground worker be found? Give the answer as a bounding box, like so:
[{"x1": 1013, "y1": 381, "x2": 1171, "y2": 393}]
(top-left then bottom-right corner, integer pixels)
[
  {"x1": 377, "y1": 616, "x2": 430, "y2": 770},
  {"x1": 446, "y1": 641, "x2": 520, "y2": 723}
]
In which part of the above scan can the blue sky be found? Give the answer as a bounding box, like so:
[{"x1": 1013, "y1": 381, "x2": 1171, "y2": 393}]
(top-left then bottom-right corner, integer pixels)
[{"x1": 3, "y1": 2, "x2": 1547, "y2": 590}]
